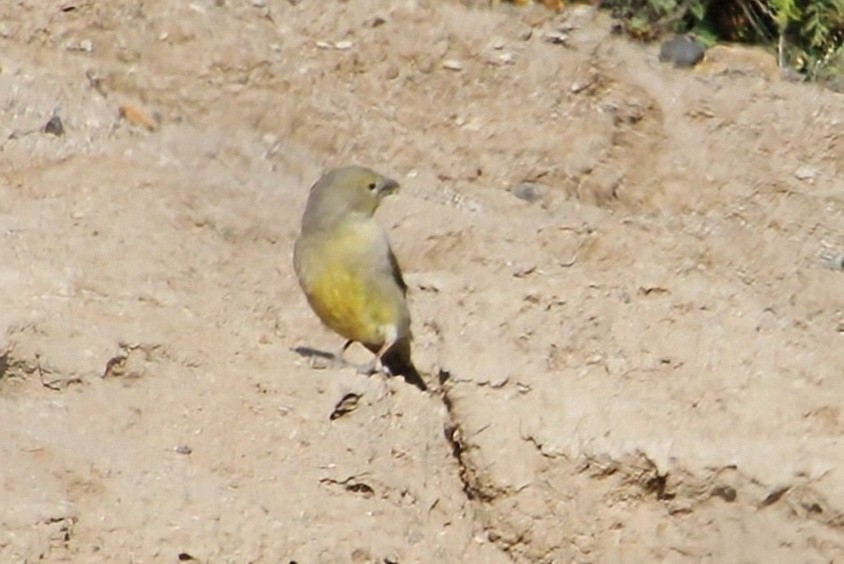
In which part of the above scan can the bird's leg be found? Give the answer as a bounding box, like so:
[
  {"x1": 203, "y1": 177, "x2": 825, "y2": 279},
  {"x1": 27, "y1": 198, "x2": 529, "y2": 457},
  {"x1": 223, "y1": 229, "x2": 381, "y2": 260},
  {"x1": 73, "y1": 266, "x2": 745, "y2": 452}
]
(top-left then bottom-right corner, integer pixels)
[
  {"x1": 335, "y1": 339, "x2": 354, "y2": 363},
  {"x1": 356, "y1": 338, "x2": 396, "y2": 376},
  {"x1": 374, "y1": 338, "x2": 396, "y2": 375}
]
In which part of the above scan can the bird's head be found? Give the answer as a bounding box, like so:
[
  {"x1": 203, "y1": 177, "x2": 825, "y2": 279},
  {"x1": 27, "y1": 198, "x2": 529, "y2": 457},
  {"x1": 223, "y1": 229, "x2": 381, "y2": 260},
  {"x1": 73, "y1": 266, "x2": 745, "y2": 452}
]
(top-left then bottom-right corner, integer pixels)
[{"x1": 302, "y1": 166, "x2": 400, "y2": 231}]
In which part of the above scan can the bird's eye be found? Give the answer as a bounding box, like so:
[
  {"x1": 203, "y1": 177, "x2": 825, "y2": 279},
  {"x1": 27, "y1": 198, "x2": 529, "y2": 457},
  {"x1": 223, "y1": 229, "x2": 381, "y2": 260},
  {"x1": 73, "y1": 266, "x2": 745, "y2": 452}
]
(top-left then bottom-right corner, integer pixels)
[{"x1": 367, "y1": 182, "x2": 377, "y2": 191}]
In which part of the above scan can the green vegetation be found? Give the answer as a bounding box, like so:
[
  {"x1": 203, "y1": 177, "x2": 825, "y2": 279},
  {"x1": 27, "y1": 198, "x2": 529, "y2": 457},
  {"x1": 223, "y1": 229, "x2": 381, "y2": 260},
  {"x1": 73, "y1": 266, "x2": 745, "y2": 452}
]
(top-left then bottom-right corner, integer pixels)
[{"x1": 601, "y1": 0, "x2": 843, "y2": 83}]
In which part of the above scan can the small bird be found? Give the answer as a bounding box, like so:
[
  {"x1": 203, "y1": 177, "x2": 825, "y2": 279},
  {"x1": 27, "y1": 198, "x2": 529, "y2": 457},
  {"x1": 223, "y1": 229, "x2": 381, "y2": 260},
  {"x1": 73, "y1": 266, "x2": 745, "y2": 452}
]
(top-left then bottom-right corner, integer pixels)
[{"x1": 293, "y1": 166, "x2": 426, "y2": 391}]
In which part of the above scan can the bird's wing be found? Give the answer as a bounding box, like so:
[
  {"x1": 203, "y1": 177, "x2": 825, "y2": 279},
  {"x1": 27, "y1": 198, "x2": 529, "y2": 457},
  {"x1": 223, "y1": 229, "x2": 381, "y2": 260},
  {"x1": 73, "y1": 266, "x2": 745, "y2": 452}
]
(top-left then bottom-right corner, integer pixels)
[{"x1": 387, "y1": 246, "x2": 408, "y2": 295}]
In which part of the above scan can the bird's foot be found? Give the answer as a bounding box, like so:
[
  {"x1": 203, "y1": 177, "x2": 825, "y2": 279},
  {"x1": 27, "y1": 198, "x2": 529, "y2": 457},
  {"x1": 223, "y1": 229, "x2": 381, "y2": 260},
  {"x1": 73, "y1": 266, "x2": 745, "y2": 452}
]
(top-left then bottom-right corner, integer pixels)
[
  {"x1": 354, "y1": 358, "x2": 391, "y2": 377},
  {"x1": 355, "y1": 359, "x2": 378, "y2": 376}
]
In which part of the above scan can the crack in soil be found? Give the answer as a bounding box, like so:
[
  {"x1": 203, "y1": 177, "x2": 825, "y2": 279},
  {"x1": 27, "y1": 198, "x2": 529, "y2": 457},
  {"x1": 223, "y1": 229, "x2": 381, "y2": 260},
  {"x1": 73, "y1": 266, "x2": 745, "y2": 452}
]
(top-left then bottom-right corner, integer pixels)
[
  {"x1": 437, "y1": 369, "x2": 493, "y2": 502},
  {"x1": 435, "y1": 368, "x2": 519, "y2": 559}
]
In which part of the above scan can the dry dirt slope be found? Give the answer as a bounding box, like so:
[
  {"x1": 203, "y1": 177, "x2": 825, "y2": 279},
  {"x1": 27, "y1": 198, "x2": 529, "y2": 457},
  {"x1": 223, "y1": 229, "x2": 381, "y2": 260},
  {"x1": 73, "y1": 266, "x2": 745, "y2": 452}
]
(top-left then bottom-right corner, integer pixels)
[{"x1": 1, "y1": 0, "x2": 843, "y2": 562}]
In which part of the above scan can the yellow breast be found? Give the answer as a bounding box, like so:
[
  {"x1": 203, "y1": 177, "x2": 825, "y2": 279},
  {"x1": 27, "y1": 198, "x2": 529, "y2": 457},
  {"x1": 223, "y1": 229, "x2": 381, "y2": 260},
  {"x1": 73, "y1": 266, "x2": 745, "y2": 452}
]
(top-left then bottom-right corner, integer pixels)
[
  {"x1": 305, "y1": 263, "x2": 381, "y2": 344},
  {"x1": 295, "y1": 219, "x2": 407, "y2": 346}
]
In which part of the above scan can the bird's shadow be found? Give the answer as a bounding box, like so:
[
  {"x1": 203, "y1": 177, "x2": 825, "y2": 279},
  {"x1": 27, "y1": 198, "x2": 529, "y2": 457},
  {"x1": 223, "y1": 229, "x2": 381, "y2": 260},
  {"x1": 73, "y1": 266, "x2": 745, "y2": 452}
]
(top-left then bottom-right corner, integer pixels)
[
  {"x1": 293, "y1": 346, "x2": 429, "y2": 392},
  {"x1": 292, "y1": 345, "x2": 374, "y2": 376},
  {"x1": 292, "y1": 346, "x2": 335, "y2": 362}
]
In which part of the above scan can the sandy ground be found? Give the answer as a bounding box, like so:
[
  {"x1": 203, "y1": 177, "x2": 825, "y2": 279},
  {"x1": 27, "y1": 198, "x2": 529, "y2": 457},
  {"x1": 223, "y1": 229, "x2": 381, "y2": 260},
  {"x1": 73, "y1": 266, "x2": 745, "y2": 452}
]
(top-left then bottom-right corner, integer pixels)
[{"x1": 1, "y1": 0, "x2": 843, "y2": 561}]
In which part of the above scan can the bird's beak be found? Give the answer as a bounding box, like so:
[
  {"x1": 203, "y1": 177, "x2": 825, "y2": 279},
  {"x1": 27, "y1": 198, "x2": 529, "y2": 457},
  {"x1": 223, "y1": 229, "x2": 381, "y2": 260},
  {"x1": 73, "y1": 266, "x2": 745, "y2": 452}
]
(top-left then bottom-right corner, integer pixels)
[{"x1": 378, "y1": 177, "x2": 400, "y2": 198}]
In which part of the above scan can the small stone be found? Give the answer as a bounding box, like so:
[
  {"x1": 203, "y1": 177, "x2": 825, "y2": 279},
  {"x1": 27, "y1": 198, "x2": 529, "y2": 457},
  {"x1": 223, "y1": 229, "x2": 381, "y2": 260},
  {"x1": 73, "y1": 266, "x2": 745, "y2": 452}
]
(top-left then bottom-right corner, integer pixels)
[
  {"x1": 512, "y1": 182, "x2": 547, "y2": 203},
  {"x1": 334, "y1": 40, "x2": 353, "y2": 50},
  {"x1": 543, "y1": 31, "x2": 569, "y2": 45},
  {"x1": 711, "y1": 485, "x2": 737, "y2": 502},
  {"x1": 570, "y1": 79, "x2": 594, "y2": 93},
  {"x1": 659, "y1": 35, "x2": 706, "y2": 68},
  {"x1": 175, "y1": 444, "x2": 192, "y2": 455},
  {"x1": 498, "y1": 52, "x2": 515, "y2": 64},
  {"x1": 489, "y1": 38, "x2": 505, "y2": 50},
  {"x1": 250, "y1": 0, "x2": 267, "y2": 7},
  {"x1": 820, "y1": 253, "x2": 844, "y2": 271},
  {"x1": 66, "y1": 39, "x2": 94, "y2": 52},
  {"x1": 330, "y1": 393, "x2": 361, "y2": 420},
  {"x1": 384, "y1": 64, "x2": 399, "y2": 80},
  {"x1": 794, "y1": 166, "x2": 819, "y2": 181},
  {"x1": 513, "y1": 264, "x2": 537, "y2": 277},
  {"x1": 442, "y1": 59, "x2": 463, "y2": 71},
  {"x1": 44, "y1": 115, "x2": 65, "y2": 137},
  {"x1": 119, "y1": 103, "x2": 158, "y2": 131}
]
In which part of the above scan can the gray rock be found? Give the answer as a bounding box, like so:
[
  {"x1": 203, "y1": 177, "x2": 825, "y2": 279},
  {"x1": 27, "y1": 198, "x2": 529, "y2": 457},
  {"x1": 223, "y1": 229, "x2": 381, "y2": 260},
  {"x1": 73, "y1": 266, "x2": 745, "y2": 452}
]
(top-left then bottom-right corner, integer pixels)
[
  {"x1": 659, "y1": 36, "x2": 706, "y2": 68},
  {"x1": 512, "y1": 182, "x2": 547, "y2": 204}
]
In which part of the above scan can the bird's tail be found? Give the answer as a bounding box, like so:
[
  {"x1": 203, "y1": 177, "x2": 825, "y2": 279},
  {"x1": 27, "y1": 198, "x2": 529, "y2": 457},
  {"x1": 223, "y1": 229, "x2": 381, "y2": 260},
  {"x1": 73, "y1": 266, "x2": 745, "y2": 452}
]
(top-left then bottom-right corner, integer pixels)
[{"x1": 367, "y1": 339, "x2": 427, "y2": 391}]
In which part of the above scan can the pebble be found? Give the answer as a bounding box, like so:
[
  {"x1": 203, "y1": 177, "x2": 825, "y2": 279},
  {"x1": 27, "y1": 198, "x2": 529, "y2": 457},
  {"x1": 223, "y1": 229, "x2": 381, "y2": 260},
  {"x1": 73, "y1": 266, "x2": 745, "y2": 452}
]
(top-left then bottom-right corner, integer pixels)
[
  {"x1": 659, "y1": 36, "x2": 706, "y2": 68},
  {"x1": 366, "y1": 16, "x2": 386, "y2": 28},
  {"x1": 570, "y1": 79, "x2": 594, "y2": 94},
  {"x1": 794, "y1": 166, "x2": 819, "y2": 181},
  {"x1": 66, "y1": 39, "x2": 94, "y2": 52},
  {"x1": 820, "y1": 253, "x2": 844, "y2": 271},
  {"x1": 489, "y1": 38, "x2": 505, "y2": 50},
  {"x1": 543, "y1": 31, "x2": 569, "y2": 45},
  {"x1": 442, "y1": 59, "x2": 463, "y2": 71},
  {"x1": 512, "y1": 182, "x2": 547, "y2": 203},
  {"x1": 119, "y1": 103, "x2": 158, "y2": 131},
  {"x1": 497, "y1": 52, "x2": 515, "y2": 64},
  {"x1": 44, "y1": 115, "x2": 65, "y2": 137}
]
